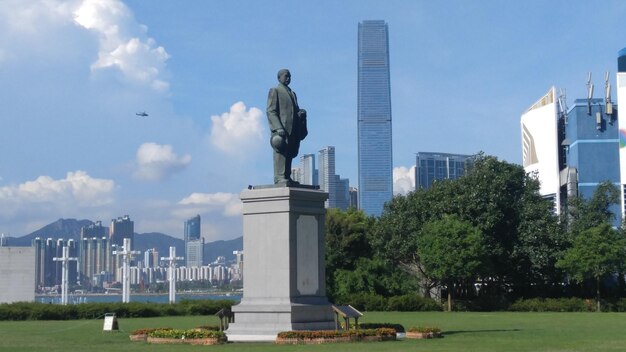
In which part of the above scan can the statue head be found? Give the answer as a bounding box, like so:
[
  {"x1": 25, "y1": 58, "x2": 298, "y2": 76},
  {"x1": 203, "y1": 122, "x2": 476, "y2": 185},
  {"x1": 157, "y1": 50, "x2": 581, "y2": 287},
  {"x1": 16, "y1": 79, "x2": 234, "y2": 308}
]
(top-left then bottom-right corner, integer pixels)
[{"x1": 277, "y1": 69, "x2": 291, "y2": 86}]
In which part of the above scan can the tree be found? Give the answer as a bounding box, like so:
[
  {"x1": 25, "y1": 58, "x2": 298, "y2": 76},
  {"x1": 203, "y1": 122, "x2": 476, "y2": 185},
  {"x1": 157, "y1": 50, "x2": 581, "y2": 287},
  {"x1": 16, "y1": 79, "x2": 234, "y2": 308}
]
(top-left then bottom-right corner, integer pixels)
[
  {"x1": 325, "y1": 208, "x2": 372, "y2": 299},
  {"x1": 513, "y1": 175, "x2": 567, "y2": 296},
  {"x1": 556, "y1": 223, "x2": 626, "y2": 311},
  {"x1": 325, "y1": 208, "x2": 416, "y2": 299},
  {"x1": 371, "y1": 154, "x2": 545, "y2": 298},
  {"x1": 417, "y1": 215, "x2": 486, "y2": 311},
  {"x1": 566, "y1": 181, "x2": 621, "y2": 236}
]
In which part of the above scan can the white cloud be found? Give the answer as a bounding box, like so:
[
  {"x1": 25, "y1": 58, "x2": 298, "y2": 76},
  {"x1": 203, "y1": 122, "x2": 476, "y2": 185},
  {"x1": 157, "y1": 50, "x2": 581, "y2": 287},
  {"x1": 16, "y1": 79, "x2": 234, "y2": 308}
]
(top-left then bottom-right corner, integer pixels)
[
  {"x1": 73, "y1": 0, "x2": 170, "y2": 91},
  {"x1": 178, "y1": 192, "x2": 242, "y2": 217},
  {"x1": 1, "y1": 0, "x2": 76, "y2": 34},
  {"x1": 0, "y1": 0, "x2": 169, "y2": 92},
  {"x1": 210, "y1": 102, "x2": 265, "y2": 156},
  {"x1": 0, "y1": 171, "x2": 115, "y2": 232},
  {"x1": 393, "y1": 165, "x2": 415, "y2": 195},
  {"x1": 134, "y1": 142, "x2": 191, "y2": 181},
  {"x1": 0, "y1": 171, "x2": 114, "y2": 206}
]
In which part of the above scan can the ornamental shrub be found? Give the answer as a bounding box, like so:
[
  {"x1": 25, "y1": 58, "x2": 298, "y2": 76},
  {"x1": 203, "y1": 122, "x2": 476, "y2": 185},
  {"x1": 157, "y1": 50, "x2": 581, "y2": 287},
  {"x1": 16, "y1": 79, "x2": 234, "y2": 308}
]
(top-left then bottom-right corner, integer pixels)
[
  {"x1": 0, "y1": 300, "x2": 236, "y2": 321},
  {"x1": 276, "y1": 328, "x2": 394, "y2": 339},
  {"x1": 131, "y1": 327, "x2": 172, "y2": 335},
  {"x1": 148, "y1": 328, "x2": 225, "y2": 339},
  {"x1": 359, "y1": 323, "x2": 405, "y2": 332},
  {"x1": 509, "y1": 298, "x2": 592, "y2": 312},
  {"x1": 408, "y1": 326, "x2": 441, "y2": 333}
]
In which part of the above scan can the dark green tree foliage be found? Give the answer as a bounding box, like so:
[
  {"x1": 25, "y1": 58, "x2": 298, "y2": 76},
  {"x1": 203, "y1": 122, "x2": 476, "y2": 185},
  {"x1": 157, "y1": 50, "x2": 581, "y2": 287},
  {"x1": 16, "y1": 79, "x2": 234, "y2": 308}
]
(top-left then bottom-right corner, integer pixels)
[
  {"x1": 557, "y1": 223, "x2": 626, "y2": 311},
  {"x1": 372, "y1": 154, "x2": 563, "y2": 299},
  {"x1": 325, "y1": 208, "x2": 415, "y2": 300},
  {"x1": 417, "y1": 215, "x2": 485, "y2": 311},
  {"x1": 566, "y1": 181, "x2": 621, "y2": 236},
  {"x1": 513, "y1": 175, "x2": 566, "y2": 295}
]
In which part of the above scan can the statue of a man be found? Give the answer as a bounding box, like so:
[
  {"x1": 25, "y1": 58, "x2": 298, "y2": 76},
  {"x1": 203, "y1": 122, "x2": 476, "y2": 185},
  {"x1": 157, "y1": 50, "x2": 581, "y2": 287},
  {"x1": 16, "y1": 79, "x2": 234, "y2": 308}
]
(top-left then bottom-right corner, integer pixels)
[{"x1": 266, "y1": 69, "x2": 308, "y2": 184}]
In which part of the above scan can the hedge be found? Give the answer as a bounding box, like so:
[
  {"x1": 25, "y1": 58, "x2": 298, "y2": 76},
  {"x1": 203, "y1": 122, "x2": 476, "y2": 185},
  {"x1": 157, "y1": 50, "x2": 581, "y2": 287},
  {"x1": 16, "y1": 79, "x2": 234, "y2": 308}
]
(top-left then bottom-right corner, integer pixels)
[
  {"x1": 334, "y1": 293, "x2": 442, "y2": 312},
  {"x1": 0, "y1": 299, "x2": 235, "y2": 321}
]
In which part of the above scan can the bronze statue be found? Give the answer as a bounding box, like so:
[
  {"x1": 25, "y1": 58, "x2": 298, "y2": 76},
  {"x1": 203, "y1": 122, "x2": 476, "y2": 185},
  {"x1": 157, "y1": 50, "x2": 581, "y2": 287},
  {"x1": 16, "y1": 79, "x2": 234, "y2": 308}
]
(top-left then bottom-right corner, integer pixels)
[{"x1": 267, "y1": 69, "x2": 308, "y2": 184}]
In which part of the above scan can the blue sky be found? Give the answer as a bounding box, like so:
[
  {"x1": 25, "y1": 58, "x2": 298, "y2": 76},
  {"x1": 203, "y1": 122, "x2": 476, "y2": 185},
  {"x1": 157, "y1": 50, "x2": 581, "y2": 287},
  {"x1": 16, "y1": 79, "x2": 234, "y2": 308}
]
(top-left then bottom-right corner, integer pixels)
[{"x1": 1, "y1": 0, "x2": 625, "y2": 240}]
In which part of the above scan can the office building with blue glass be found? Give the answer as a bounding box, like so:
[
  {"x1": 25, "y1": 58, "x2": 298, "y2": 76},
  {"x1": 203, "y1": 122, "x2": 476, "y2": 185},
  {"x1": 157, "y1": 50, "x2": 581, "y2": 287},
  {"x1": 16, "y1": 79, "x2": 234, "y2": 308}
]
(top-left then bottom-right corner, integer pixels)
[
  {"x1": 357, "y1": 20, "x2": 393, "y2": 217},
  {"x1": 184, "y1": 215, "x2": 203, "y2": 266},
  {"x1": 563, "y1": 98, "x2": 620, "y2": 222},
  {"x1": 415, "y1": 152, "x2": 472, "y2": 190},
  {"x1": 522, "y1": 68, "x2": 622, "y2": 226}
]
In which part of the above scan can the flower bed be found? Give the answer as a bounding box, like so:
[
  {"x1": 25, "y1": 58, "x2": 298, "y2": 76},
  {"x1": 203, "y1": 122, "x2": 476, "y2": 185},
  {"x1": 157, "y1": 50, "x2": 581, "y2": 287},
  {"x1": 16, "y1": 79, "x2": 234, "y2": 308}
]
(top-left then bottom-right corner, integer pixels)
[
  {"x1": 406, "y1": 326, "x2": 443, "y2": 339},
  {"x1": 145, "y1": 328, "x2": 226, "y2": 345},
  {"x1": 276, "y1": 328, "x2": 396, "y2": 344},
  {"x1": 129, "y1": 327, "x2": 172, "y2": 341}
]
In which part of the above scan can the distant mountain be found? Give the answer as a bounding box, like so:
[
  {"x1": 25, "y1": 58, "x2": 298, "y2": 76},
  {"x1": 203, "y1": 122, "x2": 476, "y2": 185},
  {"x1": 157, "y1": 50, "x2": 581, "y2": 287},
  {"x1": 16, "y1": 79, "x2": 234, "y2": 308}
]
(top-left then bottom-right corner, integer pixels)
[
  {"x1": 134, "y1": 232, "x2": 184, "y2": 261},
  {"x1": 204, "y1": 237, "x2": 243, "y2": 264},
  {"x1": 4, "y1": 218, "x2": 243, "y2": 264},
  {"x1": 6, "y1": 218, "x2": 93, "y2": 246}
]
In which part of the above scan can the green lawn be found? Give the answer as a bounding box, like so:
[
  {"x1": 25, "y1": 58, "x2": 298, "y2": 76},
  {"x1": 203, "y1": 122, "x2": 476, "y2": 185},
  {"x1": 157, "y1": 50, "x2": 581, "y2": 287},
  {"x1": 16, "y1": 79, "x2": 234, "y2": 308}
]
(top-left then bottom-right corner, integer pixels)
[{"x1": 1, "y1": 312, "x2": 625, "y2": 352}]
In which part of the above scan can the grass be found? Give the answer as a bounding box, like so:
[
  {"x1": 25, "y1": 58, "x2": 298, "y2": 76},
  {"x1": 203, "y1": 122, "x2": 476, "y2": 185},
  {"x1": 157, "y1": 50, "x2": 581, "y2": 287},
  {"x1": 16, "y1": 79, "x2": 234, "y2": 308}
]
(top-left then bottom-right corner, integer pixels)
[{"x1": 1, "y1": 312, "x2": 626, "y2": 351}]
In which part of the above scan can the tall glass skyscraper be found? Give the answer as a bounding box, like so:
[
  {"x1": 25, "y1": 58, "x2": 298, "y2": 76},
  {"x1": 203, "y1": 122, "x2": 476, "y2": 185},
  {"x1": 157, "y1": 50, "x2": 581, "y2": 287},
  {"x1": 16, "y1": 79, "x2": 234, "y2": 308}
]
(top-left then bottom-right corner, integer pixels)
[
  {"x1": 184, "y1": 215, "x2": 202, "y2": 267},
  {"x1": 358, "y1": 20, "x2": 393, "y2": 217}
]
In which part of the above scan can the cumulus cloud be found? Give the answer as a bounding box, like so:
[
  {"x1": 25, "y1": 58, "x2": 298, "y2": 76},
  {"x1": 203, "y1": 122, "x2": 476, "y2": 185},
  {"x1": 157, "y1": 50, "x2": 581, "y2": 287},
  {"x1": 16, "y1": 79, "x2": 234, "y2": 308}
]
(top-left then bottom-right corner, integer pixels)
[
  {"x1": 133, "y1": 142, "x2": 191, "y2": 181},
  {"x1": 0, "y1": 171, "x2": 114, "y2": 206},
  {"x1": 393, "y1": 165, "x2": 415, "y2": 195},
  {"x1": 73, "y1": 0, "x2": 170, "y2": 91},
  {"x1": 0, "y1": 0, "x2": 169, "y2": 91},
  {"x1": 178, "y1": 192, "x2": 242, "y2": 217},
  {"x1": 210, "y1": 102, "x2": 265, "y2": 156},
  {"x1": 1, "y1": 0, "x2": 75, "y2": 34},
  {"x1": 0, "y1": 171, "x2": 115, "y2": 232}
]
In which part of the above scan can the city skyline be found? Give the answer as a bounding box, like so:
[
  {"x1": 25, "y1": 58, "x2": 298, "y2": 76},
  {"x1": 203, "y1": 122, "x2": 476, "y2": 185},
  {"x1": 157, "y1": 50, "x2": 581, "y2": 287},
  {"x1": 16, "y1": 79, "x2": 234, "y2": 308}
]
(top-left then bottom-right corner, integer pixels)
[{"x1": 2, "y1": 1, "x2": 626, "y2": 238}]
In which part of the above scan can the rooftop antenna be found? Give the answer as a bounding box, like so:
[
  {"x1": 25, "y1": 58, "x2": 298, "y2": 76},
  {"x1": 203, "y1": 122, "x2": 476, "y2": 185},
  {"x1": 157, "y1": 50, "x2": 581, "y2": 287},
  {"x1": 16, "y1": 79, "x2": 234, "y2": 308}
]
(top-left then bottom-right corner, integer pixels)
[
  {"x1": 605, "y1": 71, "x2": 613, "y2": 116},
  {"x1": 587, "y1": 72, "x2": 594, "y2": 115},
  {"x1": 558, "y1": 88, "x2": 568, "y2": 125}
]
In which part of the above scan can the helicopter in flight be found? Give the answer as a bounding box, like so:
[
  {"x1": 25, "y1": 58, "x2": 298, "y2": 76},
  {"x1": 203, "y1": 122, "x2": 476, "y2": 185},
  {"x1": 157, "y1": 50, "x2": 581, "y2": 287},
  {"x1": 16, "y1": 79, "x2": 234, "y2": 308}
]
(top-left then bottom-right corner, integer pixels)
[{"x1": 135, "y1": 111, "x2": 149, "y2": 117}]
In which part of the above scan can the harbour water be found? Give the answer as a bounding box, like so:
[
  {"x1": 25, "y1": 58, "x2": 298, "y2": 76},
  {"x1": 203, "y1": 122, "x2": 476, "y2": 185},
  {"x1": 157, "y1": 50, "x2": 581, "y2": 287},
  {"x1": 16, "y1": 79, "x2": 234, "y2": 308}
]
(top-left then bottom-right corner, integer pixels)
[{"x1": 36, "y1": 292, "x2": 242, "y2": 304}]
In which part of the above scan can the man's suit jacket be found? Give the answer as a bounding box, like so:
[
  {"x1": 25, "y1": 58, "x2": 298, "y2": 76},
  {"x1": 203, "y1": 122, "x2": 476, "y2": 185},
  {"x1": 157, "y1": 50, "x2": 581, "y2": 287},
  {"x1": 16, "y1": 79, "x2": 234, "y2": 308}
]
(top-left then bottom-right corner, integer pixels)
[{"x1": 266, "y1": 84, "x2": 302, "y2": 138}]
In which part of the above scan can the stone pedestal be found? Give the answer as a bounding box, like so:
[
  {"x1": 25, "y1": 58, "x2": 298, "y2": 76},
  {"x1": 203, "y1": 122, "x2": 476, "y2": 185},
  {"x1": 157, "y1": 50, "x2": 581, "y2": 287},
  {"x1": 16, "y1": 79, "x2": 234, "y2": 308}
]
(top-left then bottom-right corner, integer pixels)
[{"x1": 226, "y1": 186, "x2": 335, "y2": 342}]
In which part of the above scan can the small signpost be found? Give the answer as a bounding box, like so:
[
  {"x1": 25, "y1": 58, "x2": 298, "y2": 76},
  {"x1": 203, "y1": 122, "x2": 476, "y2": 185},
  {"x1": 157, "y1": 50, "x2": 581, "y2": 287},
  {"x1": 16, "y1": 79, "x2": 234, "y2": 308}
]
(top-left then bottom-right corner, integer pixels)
[
  {"x1": 332, "y1": 305, "x2": 363, "y2": 331},
  {"x1": 102, "y1": 313, "x2": 119, "y2": 331},
  {"x1": 215, "y1": 307, "x2": 234, "y2": 331}
]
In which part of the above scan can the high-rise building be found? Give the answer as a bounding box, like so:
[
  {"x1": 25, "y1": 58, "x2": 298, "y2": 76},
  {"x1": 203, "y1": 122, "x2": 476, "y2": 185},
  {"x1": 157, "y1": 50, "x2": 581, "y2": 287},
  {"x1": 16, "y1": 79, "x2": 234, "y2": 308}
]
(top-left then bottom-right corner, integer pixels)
[
  {"x1": 144, "y1": 248, "x2": 159, "y2": 268},
  {"x1": 616, "y1": 47, "x2": 626, "y2": 217},
  {"x1": 186, "y1": 238, "x2": 205, "y2": 267},
  {"x1": 357, "y1": 20, "x2": 393, "y2": 217},
  {"x1": 349, "y1": 187, "x2": 359, "y2": 209},
  {"x1": 522, "y1": 79, "x2": 621, "y2": 225},
  {"x1": 184, "y1": 215, "x2": 202, "y2": 266},
  {"x1": 110, "y1": 215, "x2": 134, "y2": 247},
  {"x1": 336, "y1": 177, "x2": 350, "y2": 210},
  {"x1": 566, "y1": 97, "x2": 620, "y2": 205},
  {"x1": 415, "y1": 152, "x2": 472, "y2": 190},
  {"x1": 318, "y1": 146, "x2": 351, "y2": 210},
  {"x1": 521, "y1": 88, "x2": 562, "y2": 213},
  {"x1": 32, "y1": 238, "x2": 78, "y2": 289},
  {"x1": 79, "y1": 236, "x2": 110, "y2": 288},
  {"x1": 319, "y1": 146, "x2": 337, "y2": 208},
  {"x1": 299, "y1": 153, "x2": 318, "y2": 186}
]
